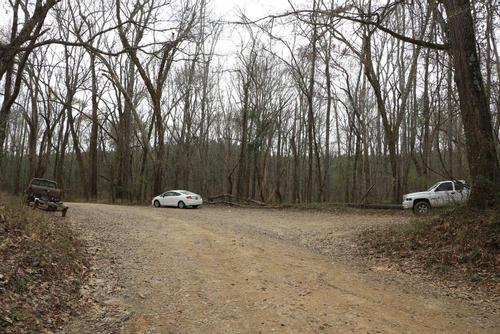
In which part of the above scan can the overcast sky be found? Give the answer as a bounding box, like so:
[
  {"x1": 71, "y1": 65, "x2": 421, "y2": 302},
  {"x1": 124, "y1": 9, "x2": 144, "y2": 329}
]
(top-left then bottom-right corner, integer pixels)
[
  {"x1": 211, "y1": 0, "x2": 292, "y2": 21},
  {"x1": 207, "y1": 0, "x2": 302, "y2": 70}
]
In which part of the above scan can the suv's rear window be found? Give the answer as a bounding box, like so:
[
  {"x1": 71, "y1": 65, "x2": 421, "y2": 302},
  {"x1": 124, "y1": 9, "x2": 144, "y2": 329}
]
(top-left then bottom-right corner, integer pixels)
[{"x1": 32, "y1": 179, "x2": 57, "y2": 188}]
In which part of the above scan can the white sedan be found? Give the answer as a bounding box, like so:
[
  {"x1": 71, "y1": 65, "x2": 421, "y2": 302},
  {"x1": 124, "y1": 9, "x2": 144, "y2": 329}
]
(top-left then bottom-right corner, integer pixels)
[{"x1": 152, "y1": 190, "x2": 203, "y2": 209}]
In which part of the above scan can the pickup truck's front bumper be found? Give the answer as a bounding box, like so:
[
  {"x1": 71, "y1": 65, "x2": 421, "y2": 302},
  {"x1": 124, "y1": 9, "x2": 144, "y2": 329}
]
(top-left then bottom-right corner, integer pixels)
[{"x1": 402, "y1": 200, "x2": 413, "y2": 210}]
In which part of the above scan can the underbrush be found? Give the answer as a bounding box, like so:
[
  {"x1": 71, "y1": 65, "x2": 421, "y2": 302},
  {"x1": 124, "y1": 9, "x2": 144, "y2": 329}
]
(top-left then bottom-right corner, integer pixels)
[
  {"x1": 360, "y1": 207, "x2": 499, "y2": 295},
  {"x1": 0, "y1": 193, "x2": 86, "y2": 333}
]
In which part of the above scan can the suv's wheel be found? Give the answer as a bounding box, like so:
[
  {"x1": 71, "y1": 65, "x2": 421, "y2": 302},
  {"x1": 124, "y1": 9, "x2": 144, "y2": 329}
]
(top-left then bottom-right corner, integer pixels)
[
  {"x1": 413, "y1": 201, "x2": 431, "y2": 215},
  {"x1": 178, "y1": 201, "x2": 186, "y2": 209},
  {"x1": 154, "y1": 200, "x2": 160, "y2": 208}
]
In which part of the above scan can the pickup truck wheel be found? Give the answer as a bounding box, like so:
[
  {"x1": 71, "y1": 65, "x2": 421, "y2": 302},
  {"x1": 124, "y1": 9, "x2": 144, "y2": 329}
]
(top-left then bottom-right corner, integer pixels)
[
  {"x1": 413, "y1": 201, "x2": 431, "y2": 215},
  {"x1": 153, "y1": 200, "x2": 161, "y2": 208}
]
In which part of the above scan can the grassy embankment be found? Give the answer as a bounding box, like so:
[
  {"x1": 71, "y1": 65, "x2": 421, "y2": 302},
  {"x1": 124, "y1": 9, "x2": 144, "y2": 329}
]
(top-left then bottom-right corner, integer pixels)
[
  {"x1": 361, "y1": 207, "x2": 499, "y2": 295},
  {"x1": 0, "y1": 193, "x2": 86, "y2": 333}
]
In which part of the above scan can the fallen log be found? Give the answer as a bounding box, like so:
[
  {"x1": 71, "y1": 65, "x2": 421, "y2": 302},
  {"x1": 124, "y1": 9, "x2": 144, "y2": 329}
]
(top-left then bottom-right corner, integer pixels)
[
  {"x1": 207, "y1": 194, "x2": 267, "y2": 206},
  {"x1": 207, "y1": 194, "x2": 233, "y2": 201},
  {"x1": 207, "y1": 200, "x2": 246, "y2": 207},
  {"x1": 206, "y1": 200, "x2": 286, "y2": 209},
  {"x1": 207, "y1": 194, "x2": 402, "y2": 211},
  {"x1": 347, "y1": 203, "x2": 403, "y2": 210}
]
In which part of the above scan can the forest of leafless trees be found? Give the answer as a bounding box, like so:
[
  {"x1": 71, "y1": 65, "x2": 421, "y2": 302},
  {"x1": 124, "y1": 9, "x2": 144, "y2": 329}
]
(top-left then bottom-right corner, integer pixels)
[{"x1": 0, "y1": 0, "x2": 499, "y2": 207}]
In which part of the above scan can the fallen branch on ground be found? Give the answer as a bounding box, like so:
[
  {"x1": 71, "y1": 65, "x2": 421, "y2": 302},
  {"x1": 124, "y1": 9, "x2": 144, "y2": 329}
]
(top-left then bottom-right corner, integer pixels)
[{"x1": 207, "y1": 194, "x2": 268, "y2": 206}]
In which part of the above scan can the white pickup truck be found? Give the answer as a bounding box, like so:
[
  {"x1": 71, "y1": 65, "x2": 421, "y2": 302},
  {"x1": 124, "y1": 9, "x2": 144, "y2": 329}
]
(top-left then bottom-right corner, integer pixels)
[{"x1": 402, "y1": 180, "x2": 470, "y2": 214}]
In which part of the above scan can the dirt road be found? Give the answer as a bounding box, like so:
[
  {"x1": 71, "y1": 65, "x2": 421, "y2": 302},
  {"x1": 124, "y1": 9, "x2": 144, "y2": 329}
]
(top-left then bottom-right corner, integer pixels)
[{"x1": 65, "y1": 203, "x2": 499, "y2": 333}]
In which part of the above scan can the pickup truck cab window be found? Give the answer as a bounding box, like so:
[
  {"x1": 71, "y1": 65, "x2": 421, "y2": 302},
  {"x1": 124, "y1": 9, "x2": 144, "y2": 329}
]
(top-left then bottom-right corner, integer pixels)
[
  {"x1": 435, "y1": 182, "x2": 453, "y2": 192},
  {"x1": 32, "y1": 179, "x2": 57, "y2": 188}
]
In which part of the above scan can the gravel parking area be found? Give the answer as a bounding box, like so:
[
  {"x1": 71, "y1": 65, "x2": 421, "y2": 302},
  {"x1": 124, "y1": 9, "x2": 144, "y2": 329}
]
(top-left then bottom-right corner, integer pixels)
[{"x1": 63, "y1": 204, "x2": 499, "y2": 333}]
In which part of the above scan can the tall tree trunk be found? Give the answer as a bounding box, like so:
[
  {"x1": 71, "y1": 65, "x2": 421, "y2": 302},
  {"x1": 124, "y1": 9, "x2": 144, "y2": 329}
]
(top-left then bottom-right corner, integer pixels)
[
  {"x1": 67, "y1": 105, "x2": 88, "y2": 199},
  {"x1": 443, "y1": 0, "x2": 500, "y2": 208},
  {"x1": 14, "y1": 122, "x2": 27, "y2": 194},
  {"x1": 55, "y1": 116, "x2": 70, "y2": 188},
  {"x1": 306, "y1": 2, "x2": 318, "y2": 203},
  {"x1": 236, "y1": 77, "x2": 250, "y2": 198},
  {"x1": 362, "y1": 31, "x2": 400, "y2": 203},
  {"x1": 421, "y1": 48, "x2": 431, "y2": 184},
  {"x1": 323, "y1": 38, "x2": 332, "y2": 202},
  {"x1": 275, "y1": 108, "x2": 283, "y2": 203},
  {"x1": 119, "y1": 59, "x2": 133, "y2": 200},
  {"x1": 152, "y1": 97, "x2": 165, "y2": 196},
  {"x1": 27, "y1": 78, "x2": 39, "y2": 179},
  {"x1": 89, "y1": 53, "x2": 99, "y2": 199}
]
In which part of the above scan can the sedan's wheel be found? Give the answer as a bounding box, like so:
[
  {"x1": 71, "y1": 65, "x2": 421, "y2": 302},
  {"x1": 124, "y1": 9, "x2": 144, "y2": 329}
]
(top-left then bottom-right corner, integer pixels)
[
  {"x1": 414, "y1": 201, "x2": 431, "y2": 215},
  {"x1": 154, "y1": 200, "x2": 160, "y2": 208},
  {"x1": 178, "y1": 201, "x2": 186, "y2": 209}
]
